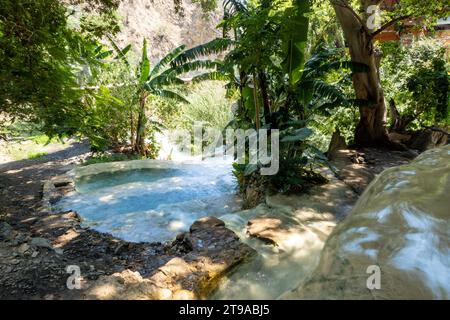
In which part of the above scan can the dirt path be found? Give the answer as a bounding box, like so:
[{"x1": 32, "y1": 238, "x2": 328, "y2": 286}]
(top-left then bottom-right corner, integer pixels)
[{"x1": 329, "y1": 147, "x2": 414, "y2": 195}]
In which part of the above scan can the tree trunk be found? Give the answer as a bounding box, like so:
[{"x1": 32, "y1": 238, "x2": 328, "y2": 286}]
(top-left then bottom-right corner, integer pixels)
[
  {"x1": 258, "y1": 71, "x2": 271, "y2": 125},
  {"x1": 389, "y1": 98, "x2": 414, "y2": 132},
  {"x1": 332, "y1": 2, "x2": 391, "y2": 147},
  {"x1": 130, "y1": 111, "x2": 136, "y2": 148},
  {"x1": 135, "y1": 92, "x2": 147, "y2": 156}
]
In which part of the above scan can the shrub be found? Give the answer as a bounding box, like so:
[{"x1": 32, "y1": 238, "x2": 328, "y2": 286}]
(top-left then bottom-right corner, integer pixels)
[
  {"x1": 177, "y1": 81, "x2": 234, "y2": 131},
  {"x1": 381, "y1": 38, "x2": 449, "y2": 130}
]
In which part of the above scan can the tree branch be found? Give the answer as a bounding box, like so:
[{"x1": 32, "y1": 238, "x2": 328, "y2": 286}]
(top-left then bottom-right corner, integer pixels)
[
  {"x1": 370, "y1": 14, "x2": 412, "y2": 38},
  {"x1": 331, "y1": 0, "x2": 370, "y2": 34}
]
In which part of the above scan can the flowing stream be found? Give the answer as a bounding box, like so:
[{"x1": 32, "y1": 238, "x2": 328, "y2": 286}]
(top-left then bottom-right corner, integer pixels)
[
  {"x1": 57, "y1": 134, "x2": 450, "y2": 299},
  {"x1": 56, "y1": 135, "x2": 355, "y2": 299}
]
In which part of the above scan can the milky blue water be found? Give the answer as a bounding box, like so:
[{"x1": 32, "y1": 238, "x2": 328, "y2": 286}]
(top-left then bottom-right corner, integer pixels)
[{"x1": 57, "y1": 159, "x2": 241, "y2": 243}]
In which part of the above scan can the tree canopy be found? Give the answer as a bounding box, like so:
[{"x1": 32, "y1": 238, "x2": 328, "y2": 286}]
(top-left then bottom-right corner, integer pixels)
[{"x1": 0, "y1": 0, "x2": 119, "y2": 136}]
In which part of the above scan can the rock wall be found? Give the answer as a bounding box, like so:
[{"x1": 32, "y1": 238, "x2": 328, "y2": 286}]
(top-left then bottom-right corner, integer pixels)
[{"x1": 114, "y1": 0, "x2": 223, "y2": 62}]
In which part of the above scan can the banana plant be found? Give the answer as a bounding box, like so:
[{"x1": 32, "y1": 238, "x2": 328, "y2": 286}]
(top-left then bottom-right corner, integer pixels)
[
  {"x1": 281, "y1": 0, "x2": 311, "y2": 87},
  {"x1": 133, "y1": 38, "x2": 224, "y2": 156},
  {"x1": 213, "y1": 1, "x2": 367, "y2": 191}
]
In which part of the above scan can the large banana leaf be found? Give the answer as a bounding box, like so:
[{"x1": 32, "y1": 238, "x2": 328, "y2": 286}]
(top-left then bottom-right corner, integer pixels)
[
  {"x1": 171, "y1": 38, "x2": 233, "y2": 66},
  {"x1": 281, "y1": 127, "x2": 313, "y2": 143},
  {"x1": 107, "y1": 34, "x2": 131, "y2": 67},
  {"x1": 192, "y1": 71, "x2": 230, "y2": 83},
  {"x1": 281, "y1": 0, "x2": 311, "y2": 86},
  {"x1": 150, "y1": 45, "x2": 186, "y2": 78},
  {"x1": 152, "y1": 89, "x2": 189, "y2": 104},
  {"x1": 139, "y1": 38, "x2": 150, "y2": 85}
]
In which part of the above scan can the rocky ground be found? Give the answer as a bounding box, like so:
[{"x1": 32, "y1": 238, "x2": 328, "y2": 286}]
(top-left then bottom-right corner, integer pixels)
[{"x1": 0, "y1": 138, "x2": 418, "y2": 300}]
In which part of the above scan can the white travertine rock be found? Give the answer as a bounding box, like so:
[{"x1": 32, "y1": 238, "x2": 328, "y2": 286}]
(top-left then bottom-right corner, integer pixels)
[{"x1": 284, "y1": 145, "x2": 450, "y2": 299}]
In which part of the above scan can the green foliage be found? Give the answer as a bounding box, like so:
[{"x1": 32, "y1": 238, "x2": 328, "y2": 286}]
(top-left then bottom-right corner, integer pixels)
[
  {"x1": 27, "y1": 152, "x2": 49, "y2": 160},
  {"x1": 177, "y1": 81, "x2": 234, "y2": 130},
  {"x1": 307, "y1": 1, "x2": 344, "y2": 52},
  {"x1": 75, "y1": 37, "x2": 223, "y2": 156},
  {"x1": 375, "y1": 0, "x2": 450, "y2": 30},
  {"x1": 78, "y1": 9, "x2": 121, "y2": 38},
  {"x1": 131, "y1": 39, "x2": 221, "y2": 156},
  {"x1": 302, "y1": 47, "x2": 363, "y2": 150},
  {"x1": 139, "y1": 39, "x2": 151, "y2": 85},
  {"x1": 281, "y1": 0, "x2": 311, "y2": 86},
  {"x1": 216, "y1": 0, "x2": 351, "y2": 193},
  {"x1": 0, "y1": 0, "x2": 80, "y2": 131},
  {"x1": 1, "y1": 129, "x2": 65, "y2": 161},
  {"x1": 381, "y1": 38, "x2": 450, "y2": 129},
  {"x1": 0, "y1": 0, "x2": 120, "y2": 139},
  {"x1": 78, "y1": 85, "x2": 129, "y2": 152},
  {"x1": 82, "y1": 153, "x2": 145, "y2": 166}
]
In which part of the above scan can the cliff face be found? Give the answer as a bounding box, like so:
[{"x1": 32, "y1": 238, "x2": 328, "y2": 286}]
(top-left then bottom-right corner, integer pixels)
[{"x1": 114, "y1": 0, "x2": 223, "y2": 62}]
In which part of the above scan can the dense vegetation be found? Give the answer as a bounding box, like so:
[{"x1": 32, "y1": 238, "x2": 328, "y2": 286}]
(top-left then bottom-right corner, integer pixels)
[{"x1": 1, "y1": 0, "x2": 449, "y2": 197}]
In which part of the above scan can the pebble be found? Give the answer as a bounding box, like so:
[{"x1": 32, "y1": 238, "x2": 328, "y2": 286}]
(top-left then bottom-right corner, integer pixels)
[
  {"x1": 17, "y1": 243, "x2": 30, "y2": 254},
  {"x1": 31, "y1": 237, "x2": 53, "y2": 249},
  {"x1": 9, "y1": 259, "x2": 20, "y2": 265}
]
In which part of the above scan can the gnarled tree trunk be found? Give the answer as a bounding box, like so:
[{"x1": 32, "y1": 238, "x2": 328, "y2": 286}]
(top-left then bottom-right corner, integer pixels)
[
  {"x1": 332, "y1": 1, "x2": 391, "y2": 147},
  {"x1": 389, "y1": 98, "x2": 415, "y2": 133}
]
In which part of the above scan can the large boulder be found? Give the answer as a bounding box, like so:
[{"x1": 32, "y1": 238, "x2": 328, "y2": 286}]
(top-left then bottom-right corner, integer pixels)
[
  {"x1": 408, "y1": 128, "x2": 449, "y2": 152},
  {"x1": 284, "y1": 145, "x2": 450, "y2": 299}
]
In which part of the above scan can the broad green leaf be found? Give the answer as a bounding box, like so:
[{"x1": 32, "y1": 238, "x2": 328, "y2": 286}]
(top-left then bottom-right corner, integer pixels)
[
  {"x1": 244, "y1": 163, "x2": 258, "y2": 176},
  {"x1": 151, "y1": 45, "x2": 186, "y2": 78},
  {"x1": 281, "y1": 127, "x2": 313, "y2": 142},
  {"x1": 281, "y1": 0, "x2": 311, "y2": 86},
  {"x1": 171, "y1": 38, "x2": 233, "y2": 66},
  {"x1": 139, "y1": 39, "x2": 150, "y2": 84}
]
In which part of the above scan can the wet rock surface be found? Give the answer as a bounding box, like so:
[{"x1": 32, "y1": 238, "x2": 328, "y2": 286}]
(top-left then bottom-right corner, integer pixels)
[
  {"x1": 213, "y1": 169, "x2": 358, "y2": 299},
  {"x1": 284, "y1": 146, "x2": 450, "y2": 299}
]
